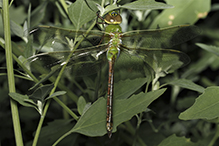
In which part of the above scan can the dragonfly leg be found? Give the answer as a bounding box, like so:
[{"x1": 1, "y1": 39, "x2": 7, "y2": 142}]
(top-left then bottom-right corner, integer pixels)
[{"x1": 96, "y1": 12, "x2": 106, "y2": 24}]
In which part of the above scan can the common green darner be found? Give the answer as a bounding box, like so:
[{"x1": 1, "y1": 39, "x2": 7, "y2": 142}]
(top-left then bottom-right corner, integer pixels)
[{"x1": 27, "y1": 11, "x2": 200, "y2": 138}]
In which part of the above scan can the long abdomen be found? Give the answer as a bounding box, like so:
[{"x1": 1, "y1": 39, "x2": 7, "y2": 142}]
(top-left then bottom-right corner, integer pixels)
[{"x1": 106, "y1": 59, "x2": 115, "y2": 138}]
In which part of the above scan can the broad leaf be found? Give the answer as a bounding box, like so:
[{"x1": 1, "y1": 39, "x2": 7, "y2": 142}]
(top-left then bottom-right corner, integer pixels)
[
  {"x1": 158, "y1": 134, "x2": 197, "y2": 146},
  {"x1": 150, "y1": 0, "x2": 210, "y2": 28},
  {"x1": 68, "y1": 0, "x2": 96, "y2": 30},
  {"x1": 114, "y1": 78, "x2": 148, "y2": 99},
  {"x1": 121, "y1": 0, "x2": 173, "y2": 10},
  {"x1": 68, "y1": 89, "x2": 166, "y2": 137},
  {"x1": 179, "y1": 86, "x2": 219, "y2": 120},
  {"x1": 167, "y1": 79, "x2": 205, "y2": 93},
  {"x1": 36, "y1": 119, "x2": 76, "y2": 146}
]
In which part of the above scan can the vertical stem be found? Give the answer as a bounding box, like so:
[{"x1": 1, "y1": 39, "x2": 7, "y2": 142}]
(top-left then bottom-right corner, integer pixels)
[
  {"x1": 208, "y1": 123, "x2": 219, "y2": 146},
  {"x1": 2, "y1": 0, "x2": 23, "y2": 145},
  {"x1": 32, "y1": 20, "x2": 97, "y2": 146}
]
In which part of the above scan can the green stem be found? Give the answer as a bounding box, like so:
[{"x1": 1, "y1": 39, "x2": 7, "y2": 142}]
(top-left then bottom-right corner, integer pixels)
[
  {"x1": 53, "y1": 96, "x2": 79, "y2": 120},
  {"x1": 32, "y1": 99, "x2": 51, "y2": 146},
  {"x1": 208, "y1": 123, "x2": 219, "y2": 146},
  {"x1": 62, "y1": 94, "x2": 70, "y2": 119},
  {"x1": 124, "y1": 120, "x2": 147, "y2": 146},
  {"x1": 101, "y1": 0, "x2": 105, "y2": 7},
  {"x1": 32, "y1": 20, "x2": 97, "y2": 146},
  {"x1": 2, "y1": 0, "x2": 24, "y2": 145},
  {"x1": 59, "y1": 0, "x2": 69, "y2": 14}
]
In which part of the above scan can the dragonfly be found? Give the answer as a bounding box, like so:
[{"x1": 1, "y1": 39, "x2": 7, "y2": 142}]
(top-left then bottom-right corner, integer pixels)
[{"x1": 27, "y1": 10, "x2": 200, "y2": 138}]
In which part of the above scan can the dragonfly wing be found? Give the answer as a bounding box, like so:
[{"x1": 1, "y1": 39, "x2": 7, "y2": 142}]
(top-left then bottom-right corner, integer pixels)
[
  {"x1": 122, "y1": 25, "x2": 201, "y2": 48},
  {"x1": 27, "y1": 43, "x2": 109, "y2": 77},
  {"x1": 114, "y1": 46, "x2": 155, "y2": 82},
  {"x1": 118, "y1": 45, "x2": 190, "y2": 76},
  {"x1": 31, "y1": 25, "x2": 108, "y2": 53}
]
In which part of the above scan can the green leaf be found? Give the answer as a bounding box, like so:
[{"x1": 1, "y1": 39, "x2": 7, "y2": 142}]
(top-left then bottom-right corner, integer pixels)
[
  {"x1": 196, "y1": 43, "x2": 219, "y2": 56},
  {"x1": 115, "y1": 78, "x2": 147, "y2": 99},
  {"x1": 9, "y1": 5, "x2": 27, "y2": 24},
  {"x1": 103, "y1": 4, "x2": 120, "y2": 15},
  {"x1": 68, "y1": 0, "x2": 96, "y2": 30},
  {"x1": 182, "y1": 52, "x2": 216, "y2": 78},
  {"x1": 150, "y1": 0, "x2": 210, "y2": 28},
  {"x1": 9, "y1": 92, "x2": 40, "y2": 114},
  {"x1": 10, "y1": 20, "x2": 24, "y2": 38},
  {"x1": 179, "y1": 86, "x2": 219, "y2": 120},
  {"x1": 68, "y1": 89, "x2": 166, "y2": 137},
  {"x1": 9, "y1": 92, "x2": 36, "y2": 107},
  {"x1": 158, "y1": 134, "x2": 197, "y2": 146},
  {"x1": 121, "y1": 0, "x2": 173, "y2": 10},
  {"x1": 36, "y1": 119, "x2": 75, "y2": 146},
  {"x1": 30, "y1": 66, "x2": 60, "y2": 90},
  {"x1": 47, "y1": 91, "x2": 67, "y2": 99},
  {"x1": 167, "y1": 79, "x2": 205, "y2": 93},
  {"x1": 29, "y1": 84, "x2": 54, "y2": 101},
  {"x1": 30, "y1": 1, "x2": 48, "y2": 27},
  {"x1": 158, "y1": 52, "x2": 187, "y2": 74},
  {"x1": 77, "y1": 96, "x2": 87, "y2": 115}
]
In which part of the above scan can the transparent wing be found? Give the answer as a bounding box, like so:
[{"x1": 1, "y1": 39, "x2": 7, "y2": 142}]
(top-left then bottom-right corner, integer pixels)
[
  {"x1": 117, "y1": 44, "x2": 190, "y2": 77},
  {"x1": 122, "y1": 25, "x2": 201, "y2": 48},
  {"x1": 27, "y1": 43, "x2": 109, "y2": 77},
  {"x1": 31, "y1": 25, "x2": 110, "y2": 53}
]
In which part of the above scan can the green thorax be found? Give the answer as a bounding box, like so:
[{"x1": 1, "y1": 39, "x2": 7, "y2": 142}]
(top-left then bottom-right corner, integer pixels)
[{"x1": 104, "y1": 11, "x2": 123, "y2": 61}]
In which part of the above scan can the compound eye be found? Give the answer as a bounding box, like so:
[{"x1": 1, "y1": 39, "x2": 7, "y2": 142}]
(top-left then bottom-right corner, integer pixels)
[{"x1": 111, "y1": 11, "x2": 118, "y2": 17}]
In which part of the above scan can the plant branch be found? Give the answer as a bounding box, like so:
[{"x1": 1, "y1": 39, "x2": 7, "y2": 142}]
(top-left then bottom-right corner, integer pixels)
[{"x1": 2, "y1": 0, "x2": 23, "y2": 145}]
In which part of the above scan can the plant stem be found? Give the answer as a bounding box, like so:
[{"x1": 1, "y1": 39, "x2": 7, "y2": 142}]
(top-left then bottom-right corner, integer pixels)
[
  {"x1": 59, "y1": 0, "x2": 68, "y2": 14},
  {"x1": 2, "y1": 0, "x2": 23, "y2": 145},
  {"x1": 208, "y1": 123, "x2": 219, "y2": 146},
  {"x1": 32, "y1": 19, "x2": 97, "y2": 146},
  {"x1": 32, "y1": 99, "x2": 51, "y2": 146}
]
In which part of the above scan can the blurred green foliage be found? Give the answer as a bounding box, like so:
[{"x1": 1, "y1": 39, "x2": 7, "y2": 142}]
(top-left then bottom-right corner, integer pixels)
[{"x1": 1, "y1": 0, "x2": 219, "y2": 146}]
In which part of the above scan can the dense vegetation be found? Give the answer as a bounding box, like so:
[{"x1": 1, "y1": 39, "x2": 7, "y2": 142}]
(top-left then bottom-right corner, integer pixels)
[{"x1": 1, "y1": 0, "x2": 219, "y2": 145}]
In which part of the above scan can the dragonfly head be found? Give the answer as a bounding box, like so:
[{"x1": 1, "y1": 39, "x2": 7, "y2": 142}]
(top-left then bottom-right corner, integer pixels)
[{"x1": 104, "y1": 11, "x2": 122, "y2": 25}]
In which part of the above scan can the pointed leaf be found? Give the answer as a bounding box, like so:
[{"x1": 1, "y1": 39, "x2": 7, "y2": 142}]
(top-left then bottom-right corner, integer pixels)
[
  {"x1": 68, "y1": 89, "x2": 166, "y2": 137},
  {"x1": 47, "y1": 91, "x2": 67, "y2": 99},
  {"x1": 37, "y1": 119, "x2": 75, "y2": 146},
  {"x1": 30, "y1": 66, "x2": 60, "y2": 90},
  {"x1": 182, "y1": 52, "x2": 216, "y2": 78},
  {"x1": 29, "y1": 84, "x2": 54, "y2": 101},
  {"x1": 158, "y1": 134, "x2": 197, "y2": 146},
  {"x1": 9, "y1": 92, "x2": 40, "y2": 113},
  {"x1": 115, "y1": 78, "x2": 147, "y2": 99},
  {"x1": 179, "y1": 86, "x2": 219, "y2": 120},
  {"x1": 10, "y1": 20, "x2": 24, "y2": 38},
  {"x1": 196, "y1": 43, "x2": 219, "y2": 56},
  {"x1": 9, "y1": 92, "x2": 36, "y2": 107},
  {"x1": 30, "y1": 1, "x2": 48, "y2": 27},
  {"x1": 168, "y1": 79, "x2": 205, "y2": 93},
  {"x1": 104, "y1": 4, "x2": 120, "y2": 15},
  {"x1": 113, "y1": 89, "x2": 166, "y2": 132},
  {"x1": 68, "y1": 0, "x2": 96, "y2": 30},
  {"x1": 121, "y1": 0, "x2": 173, "y2": 10},
  {"x1": 77, "y1": 96, "x2": 87, "y2": 115}
]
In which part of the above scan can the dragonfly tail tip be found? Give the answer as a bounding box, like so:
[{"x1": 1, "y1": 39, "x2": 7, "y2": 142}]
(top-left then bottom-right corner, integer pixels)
[{"x1": 107, "y1": 131, "x2": 112, "y2": 138}]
